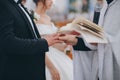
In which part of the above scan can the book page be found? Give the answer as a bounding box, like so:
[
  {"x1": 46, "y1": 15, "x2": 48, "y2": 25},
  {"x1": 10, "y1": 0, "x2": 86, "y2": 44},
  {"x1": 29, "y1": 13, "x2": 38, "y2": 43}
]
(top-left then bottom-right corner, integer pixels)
[
  {"x1": 72, "y1": 17, "x2": 103, "y2": 32},
  {"x1": 80, "y1": 30, "x2": 108, "y2": 43},
  {"x1": 73, "y1": 24, "x2": 103, "y2": 38}
]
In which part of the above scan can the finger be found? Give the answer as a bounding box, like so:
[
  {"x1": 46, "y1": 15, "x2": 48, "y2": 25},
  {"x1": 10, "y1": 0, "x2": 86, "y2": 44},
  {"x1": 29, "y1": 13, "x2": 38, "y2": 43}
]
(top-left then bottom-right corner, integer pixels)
[
  {"x1": 70, "y1": 30, "x2": 80, "y2": 35},
  {"x1": 54, "y1": 74, "x2": 59, "y2": 80},
  {"x1": 52, "y1": 33, "x2": 60, "y2": 37},
  {"x1": 59, "y1": 36, "x2": 68, "y2": 41},
  {"x1": 53, "y1": 35, "x2": 60, "y2": 40},
  {"x1": 57, "y1": 74, "x2": 60, "y2": 80},
  {"x1": 54, "y1": 40, "x2": 64, "y2": 43},
  {"x1": 59, "y1": 34, "x2": 66, "y2": 36},
  {"x1": 55, "y1": 74, "x2": 59, "y2": 80}
]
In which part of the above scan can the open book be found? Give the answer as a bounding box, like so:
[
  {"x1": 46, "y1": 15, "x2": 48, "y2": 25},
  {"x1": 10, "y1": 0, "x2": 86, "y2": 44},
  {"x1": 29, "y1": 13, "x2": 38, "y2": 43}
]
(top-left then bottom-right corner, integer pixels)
[{"x1": 58, "y1": 17, "x2": 108, "y2": 43}]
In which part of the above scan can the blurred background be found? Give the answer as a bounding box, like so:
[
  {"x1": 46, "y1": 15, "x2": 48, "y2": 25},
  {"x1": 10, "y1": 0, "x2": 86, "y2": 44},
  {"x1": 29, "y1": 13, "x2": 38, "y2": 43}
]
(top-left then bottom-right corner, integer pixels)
[
  {"x1": 46, "y1": 0, "x2": 97, "y2": 27},
  {"x1": 24, "y1": 0, "x2": 101, "y2": 27}
]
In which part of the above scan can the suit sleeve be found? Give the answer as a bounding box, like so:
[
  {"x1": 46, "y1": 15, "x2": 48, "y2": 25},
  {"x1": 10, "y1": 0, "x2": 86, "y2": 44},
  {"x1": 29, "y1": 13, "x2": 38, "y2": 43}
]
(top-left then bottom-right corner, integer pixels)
[
  {"x1": 0, "y1": 8, "x2": 48, "y2": 55},
  {"x1": 73, "y1": 37, "x2": 91, "y2": 51}
]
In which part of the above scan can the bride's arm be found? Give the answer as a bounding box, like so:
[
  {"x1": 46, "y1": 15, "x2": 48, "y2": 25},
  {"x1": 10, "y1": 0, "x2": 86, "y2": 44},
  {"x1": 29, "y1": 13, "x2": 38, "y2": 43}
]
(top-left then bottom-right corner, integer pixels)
[
  {"x1": 45, "y1": 55, "x2": 60, "y2": 80},
  {"x1": 52, "y1": 43, "x2": 67, "y2": 52}
]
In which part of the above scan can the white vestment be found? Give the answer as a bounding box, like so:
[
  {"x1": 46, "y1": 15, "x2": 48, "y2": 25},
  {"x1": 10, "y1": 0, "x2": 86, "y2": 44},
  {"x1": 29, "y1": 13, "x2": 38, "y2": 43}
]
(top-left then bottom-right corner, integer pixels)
[{"x1": 73, "y1": 0, "x2": 120, "y2": 80}]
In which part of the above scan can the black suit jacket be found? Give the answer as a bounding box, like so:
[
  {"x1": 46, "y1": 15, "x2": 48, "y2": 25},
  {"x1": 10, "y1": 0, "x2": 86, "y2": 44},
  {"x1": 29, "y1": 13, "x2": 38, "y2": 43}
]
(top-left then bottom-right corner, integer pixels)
[{"x1": 0, "y1": 0, "x2": 48, "y2": 80}]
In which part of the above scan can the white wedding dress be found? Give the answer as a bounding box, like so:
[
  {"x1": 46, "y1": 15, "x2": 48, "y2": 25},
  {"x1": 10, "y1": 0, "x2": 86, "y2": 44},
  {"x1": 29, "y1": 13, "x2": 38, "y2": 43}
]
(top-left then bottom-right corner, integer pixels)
[{"x1": 35, "y1": 15, "x2": 73, "y2": 80}]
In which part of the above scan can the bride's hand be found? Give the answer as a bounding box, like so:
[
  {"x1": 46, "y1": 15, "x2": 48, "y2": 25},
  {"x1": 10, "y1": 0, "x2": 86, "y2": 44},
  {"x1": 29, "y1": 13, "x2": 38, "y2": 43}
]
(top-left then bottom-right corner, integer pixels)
[
  {"x1": 59, "y1": 34, "x2": 78, "y2": 46},
  {"x1": 43, "y1": 33, "x2": 63, "y2": 46},
  {"x1": 49, "y1": 66, "x2": 60, "y2": 80}
]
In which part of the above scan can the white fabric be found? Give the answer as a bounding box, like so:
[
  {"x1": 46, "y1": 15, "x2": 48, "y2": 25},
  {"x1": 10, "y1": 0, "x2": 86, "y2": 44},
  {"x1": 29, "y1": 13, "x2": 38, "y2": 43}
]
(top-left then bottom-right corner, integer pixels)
[
  {"x1": 98, "y1": 0, "x2": 120, "y2": 80},
  {"x1": 73, "y1": 50, "x2": 98, "y2": 80},
  {"x1": 24, "y1": 0, "x2": 36, "y2": 11},
  {"x1": 73, "y1": 0, "x2": 120, "y2": 80},
  {"x1": 36, "y1": 22, "x2": 73, "y2": 80},
  {"x1": 14, "y1": 0, "x2": 18, "y2": 3}
]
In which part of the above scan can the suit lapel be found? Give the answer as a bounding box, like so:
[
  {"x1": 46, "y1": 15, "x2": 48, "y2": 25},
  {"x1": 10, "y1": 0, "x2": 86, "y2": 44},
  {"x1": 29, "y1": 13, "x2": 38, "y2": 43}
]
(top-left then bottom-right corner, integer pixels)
[
  {"x1": 8, "y1": 0, "x2": 40, "y2": 38},
  {"x1": 20, "y1": 4, "x2": 41, "y2": 38}
]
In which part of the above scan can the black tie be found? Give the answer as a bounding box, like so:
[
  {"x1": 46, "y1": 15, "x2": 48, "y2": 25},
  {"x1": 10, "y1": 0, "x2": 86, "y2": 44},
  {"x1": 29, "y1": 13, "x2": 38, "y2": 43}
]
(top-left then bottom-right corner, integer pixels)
[
  {"x1": 106, "y1": 0, "x2": 113, "y2": 4},
  {"x1": 93, "y1": 1, "x2": 102, "y2": 24},
  {"x1": 93, "y1": 11, "x2": 100, "y2": 24}
]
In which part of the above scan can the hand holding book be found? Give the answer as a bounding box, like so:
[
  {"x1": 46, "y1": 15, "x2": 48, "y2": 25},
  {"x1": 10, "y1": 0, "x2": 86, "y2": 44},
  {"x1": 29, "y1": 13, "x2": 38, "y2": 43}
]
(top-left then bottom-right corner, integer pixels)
[{"x1": 58, "y1": 17, "x2": 108, "y2": 43}]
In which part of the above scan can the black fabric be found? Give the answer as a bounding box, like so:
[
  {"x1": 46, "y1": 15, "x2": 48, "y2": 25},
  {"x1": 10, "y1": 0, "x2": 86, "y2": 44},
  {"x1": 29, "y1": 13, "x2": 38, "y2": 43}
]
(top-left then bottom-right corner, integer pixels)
[
  {"x1": 93, "y1": 12, "x2": 100, "y2": 24},
  {"x1": 20, "y1": 3, "x2": 41, "y2": 38},
  {"x1": 106, "y1": 0, "x2": 113, "y2": 4},
  {"x1": 73, "y1": 37, "x2": 91, "y2": 51},
  {"x1": 0, "y1": 0, "x2": 48, "y2": 80},
  {"x1": 17, "y1": 0, "x2": 22, "y2": 4}
]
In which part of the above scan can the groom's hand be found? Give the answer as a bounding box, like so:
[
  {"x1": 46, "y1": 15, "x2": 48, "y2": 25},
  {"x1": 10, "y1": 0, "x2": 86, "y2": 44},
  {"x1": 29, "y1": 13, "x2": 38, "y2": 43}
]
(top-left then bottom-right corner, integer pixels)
[
  {"x1": 43, "y1": 33, "x2": 63, "y2": 46},
  {"x1": 59, "y1": 34, "x2": 78, "y2": 46}
]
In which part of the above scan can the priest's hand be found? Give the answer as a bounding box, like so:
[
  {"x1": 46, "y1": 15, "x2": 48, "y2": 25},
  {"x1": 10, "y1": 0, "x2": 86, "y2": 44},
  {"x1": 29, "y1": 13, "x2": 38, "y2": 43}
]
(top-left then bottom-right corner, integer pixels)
[
  {"x1": 43, "y1": 33, "x2": 63, "y2": 46},
  {"x1": 59, "y1": 34, "x2": 78, "y2": 46},
  {"x1": 90, "y1": 43, "x2": 98, "y2": 46}
]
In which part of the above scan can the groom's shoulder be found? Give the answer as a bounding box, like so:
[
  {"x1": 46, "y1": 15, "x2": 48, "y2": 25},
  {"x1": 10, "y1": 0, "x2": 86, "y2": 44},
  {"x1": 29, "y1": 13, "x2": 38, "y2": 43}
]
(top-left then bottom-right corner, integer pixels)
[
  {"x1": 0, "y1": 0, "x2": 7, "y2": 4},
  {"x1": 0, "y1": 0, "x2": 12, "y2": 8},
  {"x1": 0, "y1": 1, "x2": 14, "y2": 25},
  {"x1": 0, "y1": 0, "x2": 12, "y2": 14},
  {"x1": 0, "y1": 0, "x2": 8, "y2": 9}
]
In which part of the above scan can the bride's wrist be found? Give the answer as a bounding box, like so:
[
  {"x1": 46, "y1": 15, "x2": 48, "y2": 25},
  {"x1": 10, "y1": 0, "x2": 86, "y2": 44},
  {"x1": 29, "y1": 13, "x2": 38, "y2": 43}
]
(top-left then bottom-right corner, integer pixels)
[{"x1": 71, "y1": 36, "x2": 78, "y2": 46}]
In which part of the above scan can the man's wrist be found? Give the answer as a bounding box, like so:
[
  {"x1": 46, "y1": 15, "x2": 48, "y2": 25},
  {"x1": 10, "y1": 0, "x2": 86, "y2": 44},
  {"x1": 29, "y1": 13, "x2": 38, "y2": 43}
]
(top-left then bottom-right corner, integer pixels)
[{"x1": 73, "y1": 37, "x2": 91, "y2": 51}]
